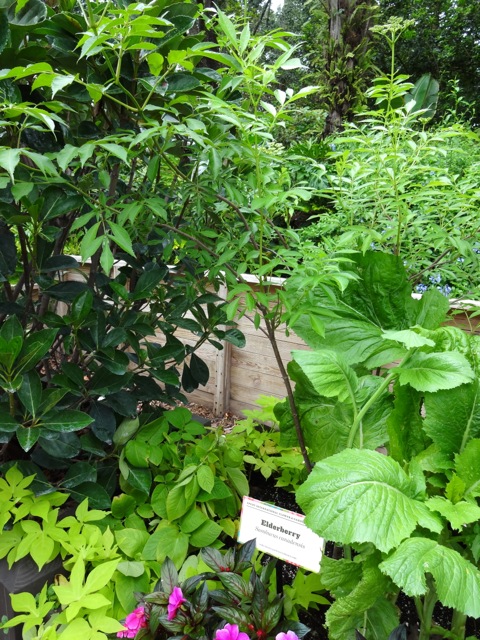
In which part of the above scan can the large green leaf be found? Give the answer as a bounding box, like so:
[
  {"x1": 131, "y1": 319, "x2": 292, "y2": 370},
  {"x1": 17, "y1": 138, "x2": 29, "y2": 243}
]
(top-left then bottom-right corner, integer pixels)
[
  {"x1": 397, "y1": 351, "x2": 474, "y2": 392},
  {"x1": 326, "y1": 560, "x2": 399, "y2": 640},
  {"x1": 455, "y1": 438, "x2": 480, "y2": 498},
  {"x1": 69, "y1": 482, "x2": 110, "y2": 509},
  {"x1": 380, "y1": 537, "x2": 480, "y2": 617},
  {"x1": 278, "y1": 368, "x2": 391, "y2": 462},
  {"x1": 16, "y1": 426, "x2": 41, "y2": 452},
  {"x1": 165, "y1": 72, "x2": 200, "y2": 92},
  {"x1": 293, "y1": 316, "x2": 405, "y2": 368},
  {"x1": 387, "y1": 385, "x2": 427, "y2": 463},
  {"x1": 143, "y1": 524, "x2": 189, "y2": 568},
  {"x1": 296, "y1": 449, "x2": 442, "y2": 552},
  {"x1": 292, "y1": 350, "x2": 358, "y2": 403},
  {"x1": 423, "y1": 380, "x2": 480, "y2": 455},
  {"x1": 0, "y1": 335, "x2": 22, "y2": 371}
]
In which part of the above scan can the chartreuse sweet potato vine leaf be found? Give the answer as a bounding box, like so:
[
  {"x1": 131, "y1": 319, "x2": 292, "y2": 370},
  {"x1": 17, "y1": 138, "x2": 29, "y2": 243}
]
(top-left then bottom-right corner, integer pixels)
[
  {"x1": 379, "y1": 538, "x2": 480, "y2": 618},
  {"x1": 296, "y1": 449, "x2": 442, "y2": 553}
]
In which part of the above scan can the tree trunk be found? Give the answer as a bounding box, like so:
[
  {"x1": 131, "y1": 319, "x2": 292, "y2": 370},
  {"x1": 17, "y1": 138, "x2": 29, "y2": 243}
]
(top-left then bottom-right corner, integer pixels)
[{"x1": 323, "y1": 0, "x2": 376, "y2": 136}]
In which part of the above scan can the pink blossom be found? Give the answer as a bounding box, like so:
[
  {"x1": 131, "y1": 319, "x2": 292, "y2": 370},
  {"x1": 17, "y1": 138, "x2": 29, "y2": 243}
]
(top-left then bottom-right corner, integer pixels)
[
  {"x1": 276, "y1": 632, "x2": 299, "y2": 640},
  {"x1": 215, "y1": 623, "x2": 250, "y2": 640},
  {"x1": 167, "y1": 586, "x2": 187, "y2": 621},
  {"x1": 117, "y1": 606, "x2": 148, "y2": 638}
]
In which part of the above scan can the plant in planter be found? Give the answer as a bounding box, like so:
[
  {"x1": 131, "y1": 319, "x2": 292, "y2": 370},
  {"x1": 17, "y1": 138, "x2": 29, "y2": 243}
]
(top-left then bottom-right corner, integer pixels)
[
  {"x1": 275, "y1": 250, "x2": 480, "y2": 639},
  {"x1": 119, "y1": 540, "x2": 309, "y2": 640}
]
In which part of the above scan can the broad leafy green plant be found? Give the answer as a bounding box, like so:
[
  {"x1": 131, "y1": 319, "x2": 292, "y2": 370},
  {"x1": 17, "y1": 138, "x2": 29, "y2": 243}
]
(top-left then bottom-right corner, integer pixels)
[
  {"x1": 0, "y1": 0, "x2": 250, "y2": 490},
  {"x1": 106, "y1": 405, "x2": 250, "y2": 564},
  {"x1": 277, "y1": 251, "x2": 480, "y2": 639}
]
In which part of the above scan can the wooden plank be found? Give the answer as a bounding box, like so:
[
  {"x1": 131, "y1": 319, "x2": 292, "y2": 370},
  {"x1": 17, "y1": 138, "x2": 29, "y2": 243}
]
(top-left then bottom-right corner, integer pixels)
[
  {"x1": 213, "y1": 283, "x2": 231, "y2": 417},
  {"x1": 230, "y1": 369, "x2": 288, "y2": 398},
  {"x1": 231, "y1": 351, "x2": 287, "y2": 379}
]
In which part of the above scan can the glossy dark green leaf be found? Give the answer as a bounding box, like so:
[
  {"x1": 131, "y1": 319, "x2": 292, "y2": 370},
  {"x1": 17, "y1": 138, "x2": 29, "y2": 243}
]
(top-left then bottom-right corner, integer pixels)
[
  {"x1": 38, "y1": 388, "x2": 69, "y2": 415},
  {"x1": 41, "y1": 409, "x2": 93, "y2": 432},
  {"x1": 69, "y1": 481, "x2": 111, "y2": 508},
  {"x1": 8, "y1": 0, "x2": 46, "y2": 25},
  {"x1": 90, "y1": 402, "x2": 116, "y2": 444},
  {"x1": 0, "y1": 224, "x2": 16, "y2": 277},
  {"x1": 165, "y1": 72, "x2": 201, "y2": 92},
  {"x1": 132, "y1": 265, "x2": 165, "y2": 299},
  {"x1": 181, "y1": 363, "x2": 197, "y2": 393},
  {"x1": 189, "y1": 353, "x2": 209, "y2": 386},
  {"x1": 223, "y1": 328, "x2": 245, "y2": 348},
  {"x1": 96, "y1": 350, "x2": 130, "y2": 375},
  {"x1": 38, "y1": 432, "x2": 80, "y2": 458},
  {"x1": 104, "y1": 391, "x2": 137, "y2": 417},
  {"x1": 0, "y1": 315, "x2": 22, "y2": 342},
  {"x1": 18, "y1": 370, "x2": 42, "y2": 416},
  {"x1": 0, "y1": 410, "x2": 18, "y2": 432},
  {"x1": 0, "y1": 11, "x2": 9, "y2": 56},
  {"x1": 45, "y1": 281, "x2": 90, "y2": 301},
  {"x1": 62, "y1": 461, "x2": 97, "y2": 488},
  {"x1": 16, "y1": 426, "x2": 41, "y2": 452},
  {"x1": 14, "y1": 329, "x2": 57, "y2": 374},
  {"x1": 0, "y1": 335, "x2": 23, "y2": 370},
  {"x1": 89, "y1": 370, "x2": 132, "y2": 395},
  {"x1": 71, "y1": 289, "x2": 93, "y2": 325}
]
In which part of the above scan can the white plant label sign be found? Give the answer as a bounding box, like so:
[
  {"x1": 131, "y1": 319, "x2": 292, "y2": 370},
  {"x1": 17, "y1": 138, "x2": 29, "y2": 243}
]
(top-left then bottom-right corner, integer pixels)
[{"x1": 238, "y1": 496, "x2": 324, "y2": 572}]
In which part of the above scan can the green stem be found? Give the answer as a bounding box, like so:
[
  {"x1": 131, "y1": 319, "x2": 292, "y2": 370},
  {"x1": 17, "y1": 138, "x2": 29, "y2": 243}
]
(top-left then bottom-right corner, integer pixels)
[
  {"x1": 8, "y1": 392, "x2": 15, "y2": 418},
  {"x1": 346, "y1": 371, "x2": 395, "y2": 448},
  {"x1": 450, "y1": 610, "x2": 466, "y2": 639},
  {"x1": 418, "y1": 576, "x2": 438, "y2": 640}
]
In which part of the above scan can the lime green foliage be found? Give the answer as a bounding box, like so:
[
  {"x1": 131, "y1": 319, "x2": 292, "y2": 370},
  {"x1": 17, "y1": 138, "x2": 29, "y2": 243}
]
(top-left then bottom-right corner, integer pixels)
[
  {"x1": 0, "y1": 467, "x2": 116, "y2": 571},
  {"x1": 280, "y1": 251, "x2": 480, "y2": 639},
  {"x1": 230, "y1": 396, "x2": 306, "y2": 491},
  {"x1": 283, "y1": 569, "x2": 329, "y2": 620}
]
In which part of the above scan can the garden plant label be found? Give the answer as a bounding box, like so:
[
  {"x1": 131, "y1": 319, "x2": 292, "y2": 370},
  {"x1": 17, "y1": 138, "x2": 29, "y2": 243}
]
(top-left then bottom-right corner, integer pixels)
[{"x1": 238, "y1": 496, "x2": 324, "y2": 572}]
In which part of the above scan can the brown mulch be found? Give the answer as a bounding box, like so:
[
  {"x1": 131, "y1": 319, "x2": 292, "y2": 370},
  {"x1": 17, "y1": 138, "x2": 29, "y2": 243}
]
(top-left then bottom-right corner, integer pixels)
[{"x1": 185, "y1": 402, "x2": 241, "y2": 431}]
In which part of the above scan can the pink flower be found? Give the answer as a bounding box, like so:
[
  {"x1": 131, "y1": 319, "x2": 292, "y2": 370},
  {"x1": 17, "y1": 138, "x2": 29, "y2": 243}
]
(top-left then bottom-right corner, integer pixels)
[
  {"x1": 167, "y1": 586, "x2": 187, "y2": 621},
  {"x1": 215, "y1": 623, "x2": 250, "y2": 640},
  {"x1": 117, "y1": 606, "x2": 148, "y2": 638},
  {"x1": 276, "y1": 632, "x2": 299, "y2": 640}
]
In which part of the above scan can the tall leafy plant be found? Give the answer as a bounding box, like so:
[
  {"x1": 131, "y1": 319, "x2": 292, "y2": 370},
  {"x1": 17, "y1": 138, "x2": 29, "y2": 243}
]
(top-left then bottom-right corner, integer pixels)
[
  {"x1": 277, "y1": 251, "x2": 480, "y2": 639},
  {"x1": 0, "y1": 0, "x2": 252, "y2": 488},
  {"x1": 299, "y1": 18, "x2": 480, "y2": 297}
]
